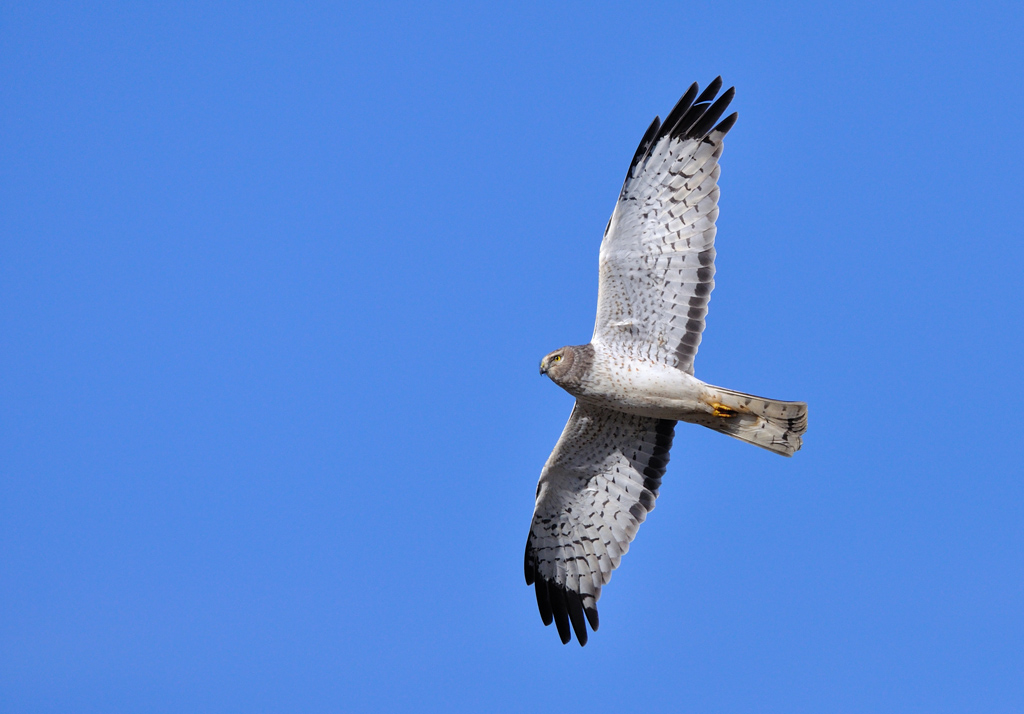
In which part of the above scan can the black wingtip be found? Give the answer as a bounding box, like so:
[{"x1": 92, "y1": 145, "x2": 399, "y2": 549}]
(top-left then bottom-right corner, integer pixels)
[
  {"x1": 623, "y1": 80, "x2": 737, "y2": 188},
  {"x1": 535, "y1": 579, "x2": 553, "y2": 626},
  {"x1": 533, "y1": 578, "x2": 595, "y2": 646},
  {"x1": 626, "y1": 115, "x2": 662, "y2": 181},
  {"x1": 714, "y1": 111, "x2": 739, "y2": 136},
  {"x1": 695, "y1": 76, "x2": 723, "y2": 104},
  {"x1": 686, "y1": 86, "x2": 736, "y2": 139},
  {"x1": 566, "y1": 590, "x2": 588, "y2": 646},
  {"x1": 548, "y1": 583, "x2": 572, "y2": 644},
  {"x1": 657, "y1": 82, "x2": 700, "y2": 141}
]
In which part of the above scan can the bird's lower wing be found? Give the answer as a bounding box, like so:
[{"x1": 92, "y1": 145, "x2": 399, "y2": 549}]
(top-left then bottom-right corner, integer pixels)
[{"x1": 525, "y1": 402, "x2": 675, "y2": 645}]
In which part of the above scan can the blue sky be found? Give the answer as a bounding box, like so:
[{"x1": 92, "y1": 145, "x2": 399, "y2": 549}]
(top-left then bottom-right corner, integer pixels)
[{"x1": 3, "y1": 1, "x2": 1023, "y2": 711}]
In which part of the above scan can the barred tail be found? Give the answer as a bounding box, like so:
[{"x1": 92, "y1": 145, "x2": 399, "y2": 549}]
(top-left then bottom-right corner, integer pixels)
[{"x1": 694, "y1": 385, "x2": 807, "y2": 456}]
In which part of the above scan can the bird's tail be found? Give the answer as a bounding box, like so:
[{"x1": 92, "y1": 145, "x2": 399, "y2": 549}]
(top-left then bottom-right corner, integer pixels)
[{"x1": 690, "y1": 385, "x2": 807, "y2": 456}]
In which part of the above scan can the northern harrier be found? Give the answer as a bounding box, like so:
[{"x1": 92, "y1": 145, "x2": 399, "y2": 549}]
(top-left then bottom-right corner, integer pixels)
[{"x1": 525, "y1": 78, "x2": 807, "y2": 646}]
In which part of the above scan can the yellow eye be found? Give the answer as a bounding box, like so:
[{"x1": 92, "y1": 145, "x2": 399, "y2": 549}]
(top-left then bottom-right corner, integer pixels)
[{"x1": 553, "y1": 355, "x2": 562, "y2": 362}]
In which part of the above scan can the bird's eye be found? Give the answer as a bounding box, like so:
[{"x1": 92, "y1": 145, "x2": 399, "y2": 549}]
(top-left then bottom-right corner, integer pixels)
[{"x1": 553, "y1": 355, "x2": 562, "y2": 362}]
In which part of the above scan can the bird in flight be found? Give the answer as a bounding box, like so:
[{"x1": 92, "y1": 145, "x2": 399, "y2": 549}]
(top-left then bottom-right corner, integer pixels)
[{"x1": 525, "y1": 78, "x2": 807, "y2": 646}]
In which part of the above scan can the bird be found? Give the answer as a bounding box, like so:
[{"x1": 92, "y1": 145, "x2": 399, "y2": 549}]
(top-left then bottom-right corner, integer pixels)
[{"x1": 525, "y1": 78, "x2": 808, "y2": 646}]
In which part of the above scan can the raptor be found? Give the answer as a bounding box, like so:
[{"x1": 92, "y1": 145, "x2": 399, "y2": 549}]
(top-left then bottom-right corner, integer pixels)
[{"x1": 525, "y1": 78, "x2": 808, "y2": 646}]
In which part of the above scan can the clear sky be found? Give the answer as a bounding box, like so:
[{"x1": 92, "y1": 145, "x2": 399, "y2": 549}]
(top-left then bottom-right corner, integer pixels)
[{"x1": 3, "y1": 2, "x2": 1023, "y2": 712}]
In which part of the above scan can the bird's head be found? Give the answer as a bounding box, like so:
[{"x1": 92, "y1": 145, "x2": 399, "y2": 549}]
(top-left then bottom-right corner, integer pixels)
[{"x1": 539, "y1": 346, "x2": 578, "y2": 385}]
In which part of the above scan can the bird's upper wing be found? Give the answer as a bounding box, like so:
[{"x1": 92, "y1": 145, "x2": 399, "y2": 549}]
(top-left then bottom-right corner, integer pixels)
[
  {"x1": 593, "y1": 79, "x2": 737, "y2": 373},
  {"x1": 525, "y1": 401, "x2": 675, "y2": 645}
]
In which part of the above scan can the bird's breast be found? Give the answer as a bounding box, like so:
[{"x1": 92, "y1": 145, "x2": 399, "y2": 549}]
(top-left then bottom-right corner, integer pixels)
[{"x1": 572, "y1": 350, "x2": 709, "y2": 420}]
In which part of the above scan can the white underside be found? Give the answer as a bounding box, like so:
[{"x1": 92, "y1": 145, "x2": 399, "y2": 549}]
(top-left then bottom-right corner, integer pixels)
[{"x1": 573, "y1": 344, "x2": 714, "y2": 421}]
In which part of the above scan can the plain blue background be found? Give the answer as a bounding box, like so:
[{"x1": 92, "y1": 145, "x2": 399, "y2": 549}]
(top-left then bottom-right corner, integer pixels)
[{"x1": 3, "y1": 2, "x2": 1023, "y2": 711}]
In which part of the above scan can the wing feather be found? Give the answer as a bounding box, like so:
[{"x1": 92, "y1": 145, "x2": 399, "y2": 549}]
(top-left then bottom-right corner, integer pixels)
[
  {"x1": 524, "y1": 402, "x2": 675, "y2": 646},
  {"x1": 593, "y1": 80, "x2": 737, "y2": 373}
]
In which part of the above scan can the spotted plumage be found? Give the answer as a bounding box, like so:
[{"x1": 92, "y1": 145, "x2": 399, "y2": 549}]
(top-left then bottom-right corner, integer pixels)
[{"x1": 527, "y1": 79, "x2": 808, "y2": 646}]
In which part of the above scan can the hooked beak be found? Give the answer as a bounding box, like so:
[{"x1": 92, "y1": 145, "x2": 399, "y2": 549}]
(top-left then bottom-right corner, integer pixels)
[{"x1": 539, "y1": 359, "x2": 547, "y2": 375}]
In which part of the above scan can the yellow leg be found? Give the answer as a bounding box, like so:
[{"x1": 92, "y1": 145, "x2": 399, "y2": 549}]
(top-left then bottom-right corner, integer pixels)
[{"x1": 711, "y1": 402, "x2": 737, "y2": 418}]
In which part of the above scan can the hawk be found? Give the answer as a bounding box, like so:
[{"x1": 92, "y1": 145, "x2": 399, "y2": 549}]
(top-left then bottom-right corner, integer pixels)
[{"x1": 525, "y1": 78, "x2": 808, "y2": 646}]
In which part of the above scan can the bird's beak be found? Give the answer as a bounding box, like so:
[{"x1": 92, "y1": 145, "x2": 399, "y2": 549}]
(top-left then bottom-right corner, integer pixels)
[{"x1": 539, "y1": 360, "x2": 547, "y2": 375}]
